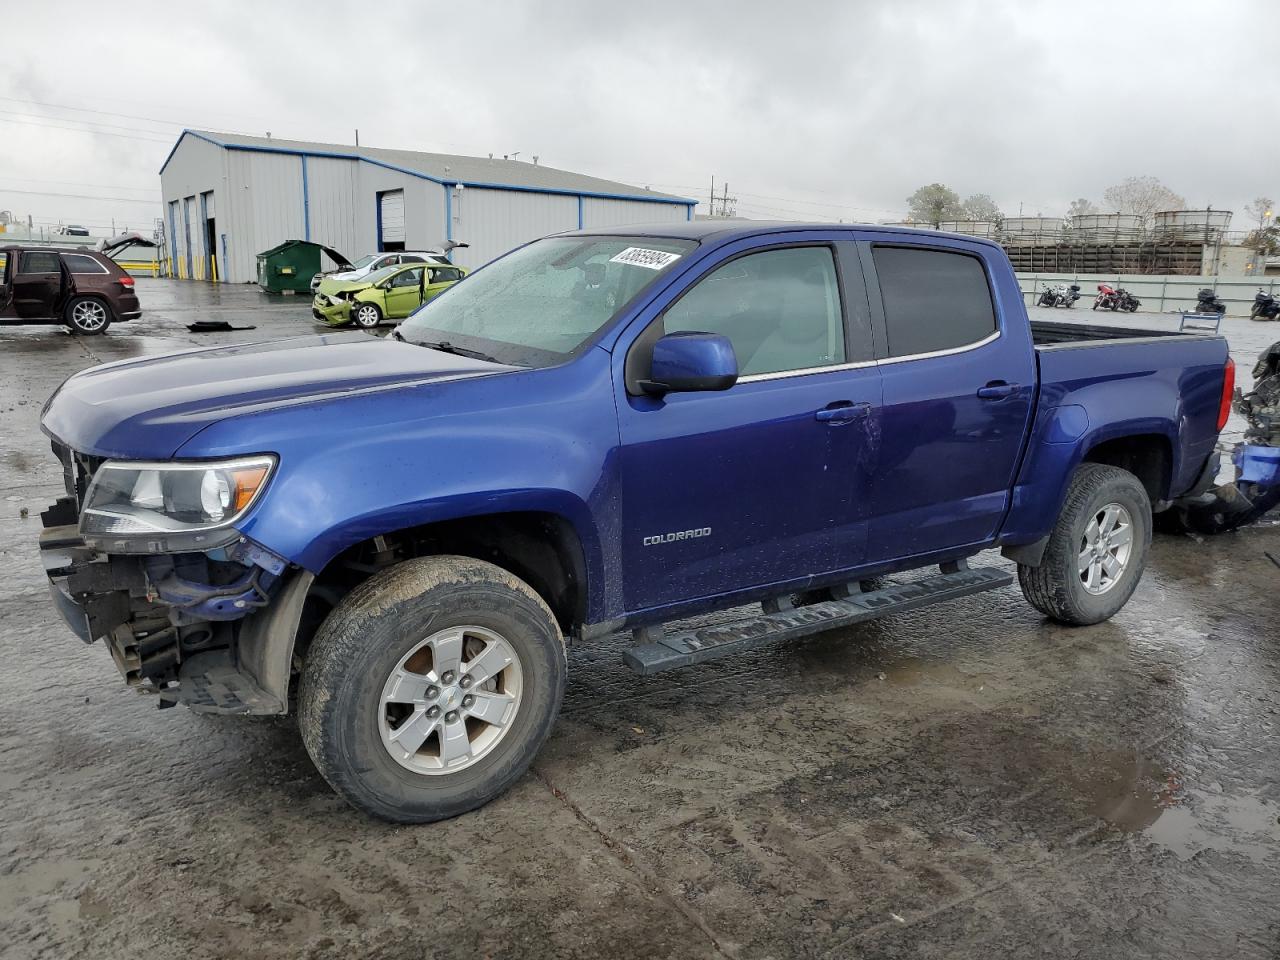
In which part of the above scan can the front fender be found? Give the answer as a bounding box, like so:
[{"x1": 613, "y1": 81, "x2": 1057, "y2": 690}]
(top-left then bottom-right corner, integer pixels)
[{"x1": 175, "y1": 352, "x2": 621, "y2": 620}]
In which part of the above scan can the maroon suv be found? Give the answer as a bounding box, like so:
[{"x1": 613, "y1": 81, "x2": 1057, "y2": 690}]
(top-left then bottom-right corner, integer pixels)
[{"x1": 0, "y1": 247, "x2": 141, "y2": 334}]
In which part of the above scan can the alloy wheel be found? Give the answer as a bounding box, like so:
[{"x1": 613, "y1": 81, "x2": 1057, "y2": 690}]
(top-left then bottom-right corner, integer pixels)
[
  {"x1": 1078, "y1": 503, "x2": 1134, "y2": 595},
  {"x1": 378, "y1": 625, "x2": 524, "y2": 775}
]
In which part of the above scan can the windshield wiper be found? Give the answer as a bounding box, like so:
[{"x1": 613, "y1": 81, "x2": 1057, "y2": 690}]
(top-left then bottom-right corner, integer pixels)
[{"x1": 410, "y1": 337, "x2": 502, "y2": 364}]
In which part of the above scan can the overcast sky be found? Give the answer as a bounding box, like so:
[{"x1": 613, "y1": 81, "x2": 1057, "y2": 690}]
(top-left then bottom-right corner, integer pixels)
[{"x1": 3, "y1": 0, "x2": 1276, "y2": 236}]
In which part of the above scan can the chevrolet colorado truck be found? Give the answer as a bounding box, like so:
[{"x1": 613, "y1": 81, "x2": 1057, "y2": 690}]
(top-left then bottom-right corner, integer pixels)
[{"x1": 37, "y1": 222, "x2": 1233, "y2": 822}]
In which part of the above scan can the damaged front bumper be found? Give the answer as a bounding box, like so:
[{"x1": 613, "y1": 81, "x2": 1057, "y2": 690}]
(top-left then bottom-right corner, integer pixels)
[{"x1": 39, "y1": 492, "x2": 292, "y2": 714}]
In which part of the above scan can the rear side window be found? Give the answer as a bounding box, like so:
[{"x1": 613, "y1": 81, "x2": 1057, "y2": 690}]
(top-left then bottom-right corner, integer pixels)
[
  {"x1": 872, "y1": 246, "x2": 997, "y2": 357},
  {"x1": 19, "y1": 251, "x2": 60, "y2": 274},
  {"x1": 431, "y1": 267, "x2": 462, "y2": 283},
  {"x1": 63, "y1": 253, "x2": 109, "y2": 274},
  {"x1": 401, "y1": 254, "x2": 426, "y2": 264}
]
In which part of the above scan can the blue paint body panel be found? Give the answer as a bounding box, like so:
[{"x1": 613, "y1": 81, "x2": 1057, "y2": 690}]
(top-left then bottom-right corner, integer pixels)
[{"x1": 40, "y1": 221, "x2": 1230, "y2": 630}]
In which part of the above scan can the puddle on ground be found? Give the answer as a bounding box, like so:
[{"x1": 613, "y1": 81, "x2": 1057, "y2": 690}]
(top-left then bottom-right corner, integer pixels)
[
  {"x1": 1075, "y1": 751, "x2": 1279, "y2": 861},
  {"x1": 880, "y1": 657, "x2": 979, "y2": 690}
]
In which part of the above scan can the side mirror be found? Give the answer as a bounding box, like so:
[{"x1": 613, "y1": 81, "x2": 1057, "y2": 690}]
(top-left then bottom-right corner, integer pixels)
[{"x1": 640, "y1": 332, "x2": 737, "y2": 396}]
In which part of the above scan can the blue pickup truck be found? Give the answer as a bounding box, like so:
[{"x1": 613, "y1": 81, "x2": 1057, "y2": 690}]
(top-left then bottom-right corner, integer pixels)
[{"x1": 37, "y1": 222, "x2": 1233, "y2": 822}]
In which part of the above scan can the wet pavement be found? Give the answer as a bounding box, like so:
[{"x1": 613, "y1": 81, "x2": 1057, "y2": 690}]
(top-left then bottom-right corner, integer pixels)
[{"x1": 0, "y1": 280, "x2": 1277, "y2": 959}]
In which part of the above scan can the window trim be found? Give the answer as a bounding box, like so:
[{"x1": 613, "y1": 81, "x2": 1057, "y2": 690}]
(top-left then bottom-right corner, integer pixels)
[
  {"x1": 861, "y1": 240, "x2": 1002, "y2": 362},
  {"x1": 625, "y1": 241, "x2": 867, "y2": 393}
]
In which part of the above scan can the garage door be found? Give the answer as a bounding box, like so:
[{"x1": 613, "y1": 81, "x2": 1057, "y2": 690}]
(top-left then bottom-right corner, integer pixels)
[{"x1": 379, "y1": 190, "x2": 405, "y2": 250}]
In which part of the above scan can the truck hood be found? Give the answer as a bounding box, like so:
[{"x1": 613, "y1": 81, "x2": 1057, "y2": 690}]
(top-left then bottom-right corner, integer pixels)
[{"x1": 42, "y1": 332, "x2": 511, "y2": 459}]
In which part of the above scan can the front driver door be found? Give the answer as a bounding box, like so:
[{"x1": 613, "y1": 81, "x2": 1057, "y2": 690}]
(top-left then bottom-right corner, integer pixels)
[
  {"x1": 614, "y1": 239, "x2": 881, "y2": 614},
  {"x1": 383, "y1": 266, "x2": 426, "y2": 318}
]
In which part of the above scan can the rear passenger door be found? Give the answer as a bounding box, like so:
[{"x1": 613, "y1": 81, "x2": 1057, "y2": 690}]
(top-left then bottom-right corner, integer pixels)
[
  {"x1": 615, "y1": 238, "x2": 881, "y2": 613},
  {"x1": 859, "y1": 241, "x2": 1035, "y2": 563},
  {"x1": 11, "y1": 250, "x2": 62, "y2": 319}
]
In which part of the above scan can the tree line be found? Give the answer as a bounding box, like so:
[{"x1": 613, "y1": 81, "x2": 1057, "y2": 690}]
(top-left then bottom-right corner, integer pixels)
[{"x1": 905, "y1": 176, "x2": 1193, "y2": 229}]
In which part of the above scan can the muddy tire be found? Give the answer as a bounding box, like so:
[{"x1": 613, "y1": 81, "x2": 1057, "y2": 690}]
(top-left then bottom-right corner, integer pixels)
[
  {"x1": 1017, "y1": 464, "x2": 1151, "y2": 626},
  {"x1": 352, "y1": 302, "x2": 382, "y2": 329},
  {"x1": 298, "y1": 556, "x2": 566, "y2": 823},
  {"x1": 65, "y1": 296, "x2": 112, "y2": 334}
]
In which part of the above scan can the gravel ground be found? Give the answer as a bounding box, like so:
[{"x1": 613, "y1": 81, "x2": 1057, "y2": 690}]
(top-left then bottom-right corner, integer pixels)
[{"x1": 0, "y1": 281, "x2": 1277, "y2": 960}]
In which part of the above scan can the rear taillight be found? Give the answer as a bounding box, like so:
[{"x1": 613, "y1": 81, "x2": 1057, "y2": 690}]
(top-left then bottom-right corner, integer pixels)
[
  {"x1": 1216, "y1": 357, "x2": 1235, "y2": 432},
  {"x1": 117, "y1": 275, "x2": 135, "y2": 287}
]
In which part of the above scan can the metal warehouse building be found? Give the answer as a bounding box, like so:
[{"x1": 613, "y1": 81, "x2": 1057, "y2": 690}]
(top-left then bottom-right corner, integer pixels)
[{"x1": 159, "y1": 130, "x2": 696, "y2": 283}]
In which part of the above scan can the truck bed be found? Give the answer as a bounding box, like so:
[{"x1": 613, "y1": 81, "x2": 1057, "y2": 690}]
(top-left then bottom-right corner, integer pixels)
[{"x1": 1030, "y1": 319, "x2": 1204, "y2": 348}]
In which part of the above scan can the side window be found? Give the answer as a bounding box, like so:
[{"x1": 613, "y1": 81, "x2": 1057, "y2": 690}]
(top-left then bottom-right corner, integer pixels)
[
  {"x1": 664, "y1": 246, "x2": 845, "y2": 377},
  {"x1": 63, "y1": 254, "x2": 109, "y2": 274},
  {"x1": 432, "y1": 267, "x2": 460, "y2": 283},
  {"x1": 401, "y1": 254, "x2": 426, "y2": 264},
  {"x1": 377, "y1": 256, "x2": 397, "y2": 270},
  {"x1": 390, "y1": 267, "x2": 423, "y2": 288},
  {"x1": 871, "y1": 246, "x2": 997, "y2": 357},
  {"x1": 19, "y1": 251, "x2": 60, "y2": 274}
]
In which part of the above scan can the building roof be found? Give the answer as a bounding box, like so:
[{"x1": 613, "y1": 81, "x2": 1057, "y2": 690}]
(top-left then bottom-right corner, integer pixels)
[{"x1": 162, "y1": 130, "x2": 695, "y2": 206}]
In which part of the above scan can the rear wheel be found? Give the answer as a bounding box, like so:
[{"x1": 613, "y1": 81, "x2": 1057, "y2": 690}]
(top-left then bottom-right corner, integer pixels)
[
  {"x1": 299, "y1": 556, "x2": 567, "y2": 823},
  {"x1": 352, "y1": 302, "x2": 382, "y2": 329},
  {"x1": 1017, "y1": 464, "x2": 1151, "y2": 625},
  {"x1": 65, "y1": 296, "x2": 112, "y2": 334}
]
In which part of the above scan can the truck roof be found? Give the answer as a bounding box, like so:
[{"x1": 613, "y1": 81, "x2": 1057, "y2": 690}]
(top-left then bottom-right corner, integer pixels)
[{"x1": 559, "y1": 220, "x2": 1005, "y2": 251}]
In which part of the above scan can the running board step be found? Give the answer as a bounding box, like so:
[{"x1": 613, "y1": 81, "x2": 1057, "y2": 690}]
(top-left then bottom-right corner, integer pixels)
[{"x1": 622, "y1": 565, "x2": 1014, "y2": 675}]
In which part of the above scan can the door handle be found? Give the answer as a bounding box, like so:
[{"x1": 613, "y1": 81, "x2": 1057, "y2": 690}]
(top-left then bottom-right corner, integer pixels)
[
  {"x1": 976, "y1": 381, "x2": 1017, "y2": 400},
  {"x1": 815, "y1": 401, "x2": 871, "y2": 423}
]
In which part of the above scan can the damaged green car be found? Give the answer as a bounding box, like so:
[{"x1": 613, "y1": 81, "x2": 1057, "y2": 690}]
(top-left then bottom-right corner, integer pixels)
[{"x1": 312, "y1": 262, "x2": 466, "y2": 328}]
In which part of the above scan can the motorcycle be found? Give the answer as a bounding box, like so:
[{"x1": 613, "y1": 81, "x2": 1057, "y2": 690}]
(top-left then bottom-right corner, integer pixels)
[
  {"x1": 1196, "y1": 288, "x2": 1226, "y2": 315},
  {"x1": 1093, "y1": 283, "x2": 1120, "y2": 310},
  {"x1": 1037, "y1": 283, "x2": 1081, "y2": 308},
  {"x1": 1115, "y1": 288, "x2": 1141, "y2": 312},
  {"x1": 1251, "y1": 289, "x2": 1279, "y2": 321}
]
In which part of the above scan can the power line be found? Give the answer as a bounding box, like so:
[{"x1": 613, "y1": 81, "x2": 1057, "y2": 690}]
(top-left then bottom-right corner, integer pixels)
[
  {"x1": 0, "y1": 188, "x2": 160, "y2": 205},
  {"x1": 0, "y1": 116, "x2": 173, "y2": 143},
  {"x1": 0, "y1": 95, "x2": 267, "y2": 133},
  {"x1": 5, "y1": 176, "x2": 159, "y2": 193}
]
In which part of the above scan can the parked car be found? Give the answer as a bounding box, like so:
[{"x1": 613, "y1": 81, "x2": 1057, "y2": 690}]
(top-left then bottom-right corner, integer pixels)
[
  {"x1": 0, "y1": 246, "x2": 140, "y2": 334},
  {"x1": 37, "y1": 221, "x2": 1231, "y2": 823},
  {"x1": 312, "y1": 262, "x2": 466, "y2": 328},
  {"x1": 310, "y1": 250, "x2": 451, "y2": 293}
]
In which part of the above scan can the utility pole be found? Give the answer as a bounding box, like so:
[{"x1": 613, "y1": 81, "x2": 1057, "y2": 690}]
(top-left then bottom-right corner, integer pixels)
[
  {"x1": 355, "y1": 129, "x2": 360, "y2": 146},
  {"x1": 709, "y1": 175, "x2": 715, "y2": 218}
]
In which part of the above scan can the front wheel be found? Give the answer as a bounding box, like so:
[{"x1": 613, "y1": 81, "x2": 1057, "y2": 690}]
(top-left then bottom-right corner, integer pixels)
[
  {"x1": 299, "y1": 556, "x2": 567, "y2": 823},
  {"x1": 1017, "y1": 463, "x2": 1151, "y2": 625},
  {"x1": 65, "y1": 296, "x2": 112, "y2": 334},
  {"x1": 352, "y1": 302, "x2": 383, "y2": 329}
]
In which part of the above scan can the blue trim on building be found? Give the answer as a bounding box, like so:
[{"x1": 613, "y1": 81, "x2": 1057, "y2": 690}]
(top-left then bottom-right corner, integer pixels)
[
  {"x1": 375, "y1": 189, "x2": 385, "y2": 252},
  {"x1": 577, "y1": 195, "x2": 584, "y2": 229},
  {"x1": 161, "y1": 130, "x2": 697, "y2": 209},
  {"x1": 686, "y1": 205, "x2": 692, "y2": 221},
  {"x1": 301, "y1": 155, "x2": 311, "y2": 241}
]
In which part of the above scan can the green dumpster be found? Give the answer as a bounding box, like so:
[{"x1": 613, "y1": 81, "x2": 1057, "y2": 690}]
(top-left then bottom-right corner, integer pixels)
[{"x1": 255, "y1": 240, "x2": 349, "y2": 294}]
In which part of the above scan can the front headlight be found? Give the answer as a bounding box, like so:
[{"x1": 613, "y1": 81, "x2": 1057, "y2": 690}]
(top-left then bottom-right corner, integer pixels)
[{"x1": 80, "y1": 456, "x2": 276, "y2": 537}]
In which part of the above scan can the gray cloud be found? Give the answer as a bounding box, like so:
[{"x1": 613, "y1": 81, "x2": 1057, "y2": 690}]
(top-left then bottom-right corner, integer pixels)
[{"x1": 3, "y1": 0, "x2": 1275, "y2": 232}]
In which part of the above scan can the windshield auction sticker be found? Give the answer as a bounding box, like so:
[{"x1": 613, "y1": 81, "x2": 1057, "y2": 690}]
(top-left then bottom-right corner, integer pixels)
[{"x1": 609, "y1": 247, "x2": 683, "y2": 270}]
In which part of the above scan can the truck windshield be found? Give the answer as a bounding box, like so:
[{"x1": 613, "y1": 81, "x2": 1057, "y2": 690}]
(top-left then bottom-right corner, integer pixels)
[{"x1": 397, "y1": 235, "x2": 696, "y2": 367}]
